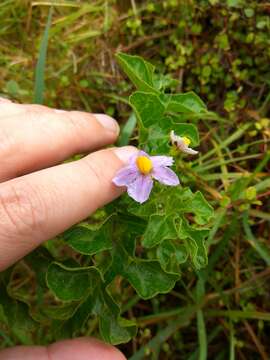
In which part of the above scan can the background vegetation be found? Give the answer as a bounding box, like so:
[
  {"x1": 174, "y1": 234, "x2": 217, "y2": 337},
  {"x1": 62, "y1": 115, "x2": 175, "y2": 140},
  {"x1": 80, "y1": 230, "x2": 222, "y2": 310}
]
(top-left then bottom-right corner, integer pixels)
[{"x1": 0, "y1": 0, "x2": 270, "y2": 359}]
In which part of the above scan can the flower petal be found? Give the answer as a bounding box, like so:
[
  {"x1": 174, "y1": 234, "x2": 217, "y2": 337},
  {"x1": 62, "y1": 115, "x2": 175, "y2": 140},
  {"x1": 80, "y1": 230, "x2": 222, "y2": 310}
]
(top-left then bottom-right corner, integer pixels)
[
  {"x1": 170, "y1": 130, "x2": 198, "y2": 155},
  {"x1": 128, "y1": 150, "x2": 149, "y2": 165},
  {"x1": 112, "y1": 165, "x2": 139, "y2": 186},
  {"x1": 151, "y1": 155, "x2": 174, "y2": 167},
  {"x1": 152, "y1": 166, "x2": 180, "y2": 186},
  {"x1": 127, "y1": 174, "x2": 153, "y2": 203},
  {"x1": 137, "y1": 150, "x2": 149, "y2": 157},
  {"x1": 181, "y1": 146, "x2": 198, "y2": 155}
]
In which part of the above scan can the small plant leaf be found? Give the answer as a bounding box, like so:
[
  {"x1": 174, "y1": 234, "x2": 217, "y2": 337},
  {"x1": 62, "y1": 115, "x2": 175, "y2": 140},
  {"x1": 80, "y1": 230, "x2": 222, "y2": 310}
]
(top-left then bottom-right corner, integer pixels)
[
  {"x1": 116, "y1": 52, "x2": 158, "y2": 94},
  {"x1": 172, "y1": 123, "x2": 199, "y2": 146},
  {"x1": 63, "y1": 223, "x2": 112, "y2": 255},
  {"x1": 177, "y1": 217, "x2": 209, "y2": 269},
  {"x1": 46, "y1": 262, "x2": 101, "y2": 301},
  {"x1": 124, "y1": 259, "x2": 179, "y2": 299},
  {"x1": 130, "y1": 91, "x2": 165, "y2": 129},
  {"x1": 0, "y1": 287, "x2": 37, "y2": 345},
  {"x1": 171, "y1": 188, "x2": 214, "y2": 225},
  {"x1": 165, "y1": 92, "x2": 207, "y2": 114},
  {"x1": 142, "y1": 214, "x2": 177, "y2": 248}
]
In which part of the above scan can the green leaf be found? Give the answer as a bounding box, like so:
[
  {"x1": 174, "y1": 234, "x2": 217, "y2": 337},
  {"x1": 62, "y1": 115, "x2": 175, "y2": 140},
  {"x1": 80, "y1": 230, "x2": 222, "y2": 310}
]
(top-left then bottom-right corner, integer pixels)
[
  {"x1": 0, "y1": 287, "x2": 37, "y2": 345},
  {"x1": 61, "y1": 283, "x2": 133, "y2": 345},
  {"x1": 61, "y1": 295, "x2": 93, "y2": 335},
  {"x1": 172, "y1": 123, "x2": 199, "y2": 146},
  {"x1": 6, "y1": 80, "x2": 20, "y2": 96},
  {"x1": 92, "y1": 286, "x2": 137, "y2": 345},
  {"x1": 100, "y1": 310, "x2": 137, "y2": 345},
  {"x1": 128, "y1": 197, "x2": 157, "y2": 218},
  {"x1": 175, "y1": 243, "x2": 189, "y2": 264},
  {"x1": 63, "y1": 223, "x2": 112, "y2": 255},
  {"x1": 130, "y1": 91, "x2": 165, "y2": 129},
  {"x1": 157, "y1": 241, "x2": 188, "y2": 272},
  {"x1": 157, "y1": 241, "x2": 176, "y2": 270},
  {"x1": 116, "y1": 52, "x2": 158, "y2": 94},
  {"x1": 186, "y1": 191, "x2": 214, "y2": 225},
  {"x1": 46, "y1": 262, "x2": 101, "y2": 301},
  {"x1": 178, "y1": 218, "x2": 209, "y2": 269},
  {"x1": 26, "y1": 248, "x2": 53, "y2": 289},
  {"x1": 117, "y1": 112, "x2": 137, "y2": 146},
  {"x1": 171, "y1": 189, "x2": 214, "y2": 225},
  {"x1": 153, "y1": 73, "x2": 179, "y2": 91},
  {"x1": 119, "y1": 220, "x2": 145, "y2": 257},
  {"x1": 34, "y1": 7, "x2": 53, "y2": 104},
  {"x1": 99, "y1": 306, "x2": 137, "y2": 344},
  {"x1": 13, "y1": 249, "x2": 67, "y2": 323},
  {"x1": 42, "y1": 302, "x2": 80, "y2": 320},
  {"x1": 124, "y1": 260, "x2": 179, "y2": 299},
  {"x1": 165, "y1": 92, "x2": 207, "y2": 114},
  {"x1": 142, "y1": 214, "x2": 177, "y2": 248},
  {"x1": 143, "y1": 123, "x2": 171, "y2": 154}
]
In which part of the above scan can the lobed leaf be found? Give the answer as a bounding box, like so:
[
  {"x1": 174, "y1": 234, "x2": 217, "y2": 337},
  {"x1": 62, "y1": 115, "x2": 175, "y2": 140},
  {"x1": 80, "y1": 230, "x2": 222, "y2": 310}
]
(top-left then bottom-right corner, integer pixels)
[
  {"x1": 116, "y1": 52, "x2": 158, "y2": 94},
  {"x1": 124, "y1": 259, "x2": 179, "y2": 299},
  {"x1": 0, "y1": 287, "x2": 37, "y2": 344},
  {"x1": 63, "y1": 223, "x2": 112, "y2": 255},
  {"x1": 130, "y1": 91, "x2": 165, "y2": 129},
  {"x1": 165, "y1": 92, "x2": 207, "y2": 114},
  {"x1": 142, "y1": 214, "x2": 177, "y2": 248},
  {"x1": 171, "y1": 188, "x2": 214, "y2": 225},
  {"x1": 91, "y1": 286, "x2": 137, "y2": 344},
  {"x1": 156, "y1": 241, "x2": 188, "y2": 273},
  {"x1": 46, "y1": 262, "x2": 101, "y2": 302},
  {"x1": 172, "y1": 123, "x2": 199, "y2": 146},
  {"x1": 177, "y1": 217, "x2": 209, "y2": 269}
]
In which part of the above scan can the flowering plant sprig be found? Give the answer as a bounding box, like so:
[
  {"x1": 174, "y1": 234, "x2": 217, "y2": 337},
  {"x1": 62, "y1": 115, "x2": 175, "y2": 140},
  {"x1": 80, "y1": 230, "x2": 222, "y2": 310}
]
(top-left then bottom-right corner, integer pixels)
[{"x1": 15, "y1": 53, "x2": 214, "y2": 346}]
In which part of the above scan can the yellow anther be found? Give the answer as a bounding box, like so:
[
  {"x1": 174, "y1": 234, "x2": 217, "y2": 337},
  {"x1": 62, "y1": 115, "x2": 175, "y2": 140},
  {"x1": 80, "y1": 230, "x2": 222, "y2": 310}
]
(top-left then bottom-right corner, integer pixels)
[
  {"x1": 182, "y1": 136, "x2": 191, "y2": 146},
  {"x1": 136, "y1": 156, "x2": 153, "y2": 175}
]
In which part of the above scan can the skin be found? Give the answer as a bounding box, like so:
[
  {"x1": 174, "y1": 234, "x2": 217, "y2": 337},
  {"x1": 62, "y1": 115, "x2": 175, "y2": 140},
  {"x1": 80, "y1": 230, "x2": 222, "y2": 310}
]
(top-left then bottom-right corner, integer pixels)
[{"x1": 0, "y1": 97, "x2": 137, "y2": 360}]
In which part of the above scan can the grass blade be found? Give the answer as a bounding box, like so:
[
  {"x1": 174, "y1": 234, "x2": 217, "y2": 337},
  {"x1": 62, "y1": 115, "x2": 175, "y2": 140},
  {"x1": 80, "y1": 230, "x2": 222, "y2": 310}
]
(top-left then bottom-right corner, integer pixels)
[
  {"x1": 196, "y1": 277, "x2": 207, "y2": 360},
  {"x1": 242, "y1": 211, "x2": 270, "y2": 266},
  {"x1": 197, "y1": 310, "x2": 207, "y2": 360},
  {"x1": 117, "y1": 112, "x2": 137, "y2": 146},
  {"x1": 205, "y1": 309, "x2": 270, "y2": 321},
  {"x1": 33, "y1": 6, "x2": 53, "y2": 104},
  {"x1": 229, "y1": 321, "x2": 235, "y2": 360}
]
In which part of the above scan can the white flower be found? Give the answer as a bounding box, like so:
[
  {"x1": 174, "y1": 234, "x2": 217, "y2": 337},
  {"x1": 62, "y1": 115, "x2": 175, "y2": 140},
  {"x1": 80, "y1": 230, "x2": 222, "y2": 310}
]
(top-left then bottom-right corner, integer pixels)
[{"x1": 170, "y1": 130, "x2": 198, "y2": 155}]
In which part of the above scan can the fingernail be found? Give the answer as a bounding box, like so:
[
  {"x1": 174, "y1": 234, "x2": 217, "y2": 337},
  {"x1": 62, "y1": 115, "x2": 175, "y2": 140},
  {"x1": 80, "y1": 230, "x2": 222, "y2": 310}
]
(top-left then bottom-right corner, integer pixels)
[
  {"x1": 94, "y1": 114, "x2": 119, "y2": 134},
  {"x1": 114, "y1": 146, "x2": 138, "y2": 163}
]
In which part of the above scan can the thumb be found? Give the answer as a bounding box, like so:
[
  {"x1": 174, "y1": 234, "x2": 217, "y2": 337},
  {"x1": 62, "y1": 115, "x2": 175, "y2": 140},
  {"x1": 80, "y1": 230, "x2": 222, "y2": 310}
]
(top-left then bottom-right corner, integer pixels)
[{"x1": 0, "y1": 337, "x2": 126, "y2": 360}]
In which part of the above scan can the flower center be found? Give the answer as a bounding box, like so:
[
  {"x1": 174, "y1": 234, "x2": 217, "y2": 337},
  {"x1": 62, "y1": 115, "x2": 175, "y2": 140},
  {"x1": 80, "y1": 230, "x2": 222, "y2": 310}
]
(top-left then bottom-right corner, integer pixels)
[
  {"x1": 182, "y1": 136, "x2": 191, "y2": 146},
  {"x1": 136, "y1": 156, "x2": 153, "y2": 175}
]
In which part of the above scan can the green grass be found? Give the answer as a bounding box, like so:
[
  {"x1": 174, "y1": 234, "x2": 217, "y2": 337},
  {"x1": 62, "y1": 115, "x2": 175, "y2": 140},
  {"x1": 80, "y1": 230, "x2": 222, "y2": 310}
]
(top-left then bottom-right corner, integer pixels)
[
  {"x1": 0, "y1": 1, "x2": 270, "y2": 359},
  {"x1": 34, "y1": 6, "x2": 53, "y2": 104}
]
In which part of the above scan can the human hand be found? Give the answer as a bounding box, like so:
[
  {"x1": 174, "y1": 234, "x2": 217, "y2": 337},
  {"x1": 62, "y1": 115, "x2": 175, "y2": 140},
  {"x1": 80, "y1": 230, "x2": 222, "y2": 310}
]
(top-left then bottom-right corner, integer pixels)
[{"x1": 0, "y1": 97, "x2": 136, "y2": 359}]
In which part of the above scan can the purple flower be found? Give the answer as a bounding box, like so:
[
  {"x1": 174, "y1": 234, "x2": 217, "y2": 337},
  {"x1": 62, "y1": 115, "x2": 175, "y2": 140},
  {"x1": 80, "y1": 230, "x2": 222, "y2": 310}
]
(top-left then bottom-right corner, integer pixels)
[{"x1": 113, "y1": 151, "x2": 179, "y2": 203}]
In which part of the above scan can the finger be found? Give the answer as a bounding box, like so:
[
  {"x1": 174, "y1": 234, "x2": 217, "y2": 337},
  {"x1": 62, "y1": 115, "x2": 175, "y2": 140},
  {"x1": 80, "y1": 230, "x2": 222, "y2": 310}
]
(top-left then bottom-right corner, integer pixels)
[
  {"x1": 0, "y1": 337, "x2": 126, "y2": 360},
  {"x1": 0, "y1": 146, "x2": 137, "y2": 270},
  {"x1": 0, "y1": 100, "x2": 29, "y2": 117},
  {"x1": 0, "y1": 96, "x2": 12, "y2": 104},
  {"x1": 0, "y1": 105, "x2": 119, "y2": 181},
  {"x1": 0, "y1": 101, "x2": 62, "y2": 118}
]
